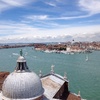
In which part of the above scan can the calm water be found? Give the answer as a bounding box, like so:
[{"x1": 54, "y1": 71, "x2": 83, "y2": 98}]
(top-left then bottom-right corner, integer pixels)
[{"x1": 0, "y1": 47, "x2": 100, "y2": 100}]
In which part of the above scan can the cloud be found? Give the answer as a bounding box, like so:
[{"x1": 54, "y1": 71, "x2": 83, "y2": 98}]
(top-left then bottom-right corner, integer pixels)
[
  {"x1": 26, "y1": 15, "x2": 48, "y2": 21},
  {"x1": 0, "y1": 32, "x2": 100, "y2": 43},
  {"x1": 0, "y1": 20, "x2": 100, "y2": 43},
  {"x1": 73, "y1": 32, "x2": 100, "y2": 42},
  {"x1": 0, "y1": 0, "x2": 36, "y2": 12},
  {"x1": 25, "y1": 13, "x2": 92, "y2": 21},
  {"x1": 2, "y1": 0, "x2": 24, "y2": 6},
  {"x1": 49, "y1": 14, "x2": 91, "y2": 20},
  {"x1": 45, "y1": 2, "x2": 57, "y2": 7},
  {"x1": 0, "y1": 2, "x2": 9, "y2": 12},
  {"x1": 44, "y1": 0, "x2": 100, "y2": 20},
  {"x1": 79, "y1": 0, "x2": 100, "y2": 14},
  {"x1": 32, "y1": 0, "x2": 100, "y2": 21}
]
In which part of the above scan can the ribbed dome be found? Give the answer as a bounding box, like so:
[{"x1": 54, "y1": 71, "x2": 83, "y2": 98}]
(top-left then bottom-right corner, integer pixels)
[
  {"x1": 2, "y1": 50, "x2": 44, "y2": 100},
  {"x1": 2, "y1": 72, "x2": 44, "y2": 99}
]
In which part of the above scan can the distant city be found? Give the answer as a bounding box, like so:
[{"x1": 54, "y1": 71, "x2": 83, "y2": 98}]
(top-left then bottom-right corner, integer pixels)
[{"x1": 0, "y1": 41, "x2": 100, "y2": 54}]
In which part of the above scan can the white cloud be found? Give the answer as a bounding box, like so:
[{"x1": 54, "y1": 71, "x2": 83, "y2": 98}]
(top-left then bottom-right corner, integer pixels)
[
  {"x1": 0, "y1": 20, "x2": 100, "y2": 43},
  {"x1": 45, "y1": 2, "x2": 57, "y2": 7},
  {"x1": 79, "y1": 0, "x2": 100, "y2": 14},
  {"x1": 41, "y1": 0, "x2": 100, "y2": 20},
  {"x1": 25, "y1": 13, "x2": 92, "y2": 21},
  {"x1": 50, "y1": 14, "x2": 91, "y2": 20},
  {"x1": 22, "y1": 0, "x2": 100, "y2": 21},
  {"x1": 2, "y1": 0, "x2": 23, "y2": 6},
  {"x1": 0, "y1": 2, "x2": 9, "y2": 12},
  {"x1": 0, "y1": 0, "x2": 36, "y2": 12},
  {"x1": 26, "y1": 15, "x2": 48, "y2": 21},
  {"x1": 38, "y1": 0, "x2": 100, "y2": 20}
]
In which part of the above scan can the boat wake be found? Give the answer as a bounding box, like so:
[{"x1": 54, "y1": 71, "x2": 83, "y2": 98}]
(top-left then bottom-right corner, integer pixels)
[{"x1": 12, "y1": 53, "x2": 19, "y2": 56}]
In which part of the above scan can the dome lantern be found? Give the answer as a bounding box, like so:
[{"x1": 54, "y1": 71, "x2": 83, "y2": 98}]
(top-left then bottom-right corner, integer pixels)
[{"x1": 15, "y1": 50, "x2": 29, "y2": 72}]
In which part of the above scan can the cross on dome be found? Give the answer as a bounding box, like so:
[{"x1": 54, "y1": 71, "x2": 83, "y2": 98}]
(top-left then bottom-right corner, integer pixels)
[{"x1": 15, "y1": 50, "x2": 29, "y2": 72}]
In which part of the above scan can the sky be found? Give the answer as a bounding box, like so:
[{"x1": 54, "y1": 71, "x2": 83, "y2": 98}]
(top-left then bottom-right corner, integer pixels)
[{"x1": 0, "y1": 0, "x2": 100, "y2": 43}]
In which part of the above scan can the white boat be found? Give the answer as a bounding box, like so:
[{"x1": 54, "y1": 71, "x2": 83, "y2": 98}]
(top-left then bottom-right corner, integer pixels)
[
  {"x1": 86, "y1": 55, "x2": 88, "y2": 61},
  {"x1": 44, "y1": 50, "x2": 52, "y2": 53}
]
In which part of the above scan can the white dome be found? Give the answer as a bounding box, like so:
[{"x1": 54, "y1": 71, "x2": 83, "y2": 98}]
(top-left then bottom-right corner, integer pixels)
[{"x1": 2, "y1": 71, "x2": 44, "y2": 99}]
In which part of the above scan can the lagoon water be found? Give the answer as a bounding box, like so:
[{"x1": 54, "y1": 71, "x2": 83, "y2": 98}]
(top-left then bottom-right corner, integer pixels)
[{"x1": 0, "y1": 47, "x2": 100, "y2": 100}]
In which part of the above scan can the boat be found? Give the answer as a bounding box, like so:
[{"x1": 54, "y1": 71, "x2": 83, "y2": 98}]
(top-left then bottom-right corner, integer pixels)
[{"x1": 85, "y1": 55, "x2": 88, "y2": 61}]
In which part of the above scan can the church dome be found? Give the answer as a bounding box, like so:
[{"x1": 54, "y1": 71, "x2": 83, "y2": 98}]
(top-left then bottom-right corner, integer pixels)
[
  {"x1": 2, "y1": 72, "x2": 44, "y2": 99},
  {"x1": 2, "y1": 50, "x2": 44, "y2": 100}
]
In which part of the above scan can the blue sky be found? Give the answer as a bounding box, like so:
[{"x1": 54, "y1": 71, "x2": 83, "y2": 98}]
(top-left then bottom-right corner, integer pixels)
[{"x1": 0, "y1": 0, "x2": 100, "y2": 43}]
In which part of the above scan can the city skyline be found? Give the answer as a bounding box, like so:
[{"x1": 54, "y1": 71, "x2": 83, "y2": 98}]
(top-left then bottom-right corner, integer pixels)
[{"x1": 0, "y1": 0, "x2": 100, "y2": 43}]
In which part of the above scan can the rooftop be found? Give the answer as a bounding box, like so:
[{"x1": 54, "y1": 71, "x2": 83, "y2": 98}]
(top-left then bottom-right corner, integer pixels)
[{"x1": 40, "y1": 73, "x2": 81, "y2": 100}]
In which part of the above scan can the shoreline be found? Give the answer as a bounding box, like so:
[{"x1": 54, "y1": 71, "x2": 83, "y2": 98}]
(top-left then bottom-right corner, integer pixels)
[{"x1": 0, "y1": 43, "x2": 34, "y2": 49}]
